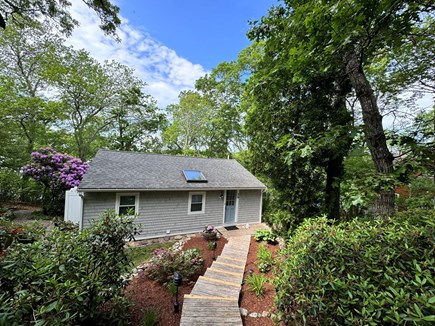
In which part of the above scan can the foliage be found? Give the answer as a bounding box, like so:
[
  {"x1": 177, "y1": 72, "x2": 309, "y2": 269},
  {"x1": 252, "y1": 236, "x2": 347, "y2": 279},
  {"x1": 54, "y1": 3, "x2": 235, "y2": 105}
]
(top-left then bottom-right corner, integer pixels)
[
  {"x1": 253, "y1": 229, "x2": 277, "y2": 243},
  {"x1": 256, "y1": 243, "x2": 273, "y2": 273},
  {"x1": 144, "y1": 247, "x2": 203, "y2": 284},
  {"x1": 126, "y1": 242, "x2": 175, "y2": 267},
  {"x1": 0, "y1": 169, "x2": 21, "y2": 202},
  {"x1": 245, "y1": 273, "x2": 268, "y2": 297},
  {"x1": 397, "y1": 176, "x2": 435, "y2": 211},
  {"x1": 274, "y1": 212, "x2": 435, "y2": 325},
  {"x1": 141, "y1": 307, "x2": 159, "y2": 326},
  {"x1": 0, "y1": 0, "x2": 121, "y2": 38},
  {"x1": 0, "y1": 218, "x2": 45, "y2": 253},
  {"x1": 22, "y1": 147, "x2": 89, "y2": 215},
  {"x1": 248, "y1": 0, "x2": 434, "y2": 216},
  {"x1": 0, "y1": 209, "x2": 140, "y2": 325}
]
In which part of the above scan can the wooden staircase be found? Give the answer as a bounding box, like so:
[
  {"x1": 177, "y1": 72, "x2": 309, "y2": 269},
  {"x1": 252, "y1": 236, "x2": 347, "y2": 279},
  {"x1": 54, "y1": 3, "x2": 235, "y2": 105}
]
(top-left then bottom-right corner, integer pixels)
[{"x1": 180, "y1": 235, "x2": 250, "y2": 325}]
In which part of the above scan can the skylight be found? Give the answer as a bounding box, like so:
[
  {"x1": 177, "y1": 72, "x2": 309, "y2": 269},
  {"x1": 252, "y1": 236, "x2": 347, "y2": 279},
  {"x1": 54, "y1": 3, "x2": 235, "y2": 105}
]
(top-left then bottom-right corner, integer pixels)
[{"x1": 183, "y1": 170, "x2": 207, "y2": 183}]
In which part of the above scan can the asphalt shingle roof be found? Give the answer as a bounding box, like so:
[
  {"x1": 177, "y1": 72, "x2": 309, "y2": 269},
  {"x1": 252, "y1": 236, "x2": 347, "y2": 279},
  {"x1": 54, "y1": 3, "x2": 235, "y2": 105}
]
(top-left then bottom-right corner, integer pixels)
[{"x1": 78, "y1": 150, "x2": 266, "y2": 191}]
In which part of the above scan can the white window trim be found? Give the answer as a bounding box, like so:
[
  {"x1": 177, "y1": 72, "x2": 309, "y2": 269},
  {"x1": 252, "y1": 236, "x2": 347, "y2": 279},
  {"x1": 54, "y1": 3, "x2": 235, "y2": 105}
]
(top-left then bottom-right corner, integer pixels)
[
  {"x1": 115, "y1": 192, "x2": 140, "y2": 216},
  {"x1": 188, "y1": 191, "x2": 206, "y2": 214}
]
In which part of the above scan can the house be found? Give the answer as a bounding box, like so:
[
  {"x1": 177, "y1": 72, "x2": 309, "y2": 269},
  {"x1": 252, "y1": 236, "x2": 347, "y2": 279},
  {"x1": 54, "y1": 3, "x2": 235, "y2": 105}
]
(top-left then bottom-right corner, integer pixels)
[{"x1": 67, "y1": 150, "x2": 266, "y2": 239}]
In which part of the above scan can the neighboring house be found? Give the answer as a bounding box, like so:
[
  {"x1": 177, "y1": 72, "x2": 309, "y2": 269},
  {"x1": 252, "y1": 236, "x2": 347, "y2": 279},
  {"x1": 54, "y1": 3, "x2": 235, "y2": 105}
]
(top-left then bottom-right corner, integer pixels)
[{"x1": 66, "y1": 149, "x2": 266, "y2": 239}]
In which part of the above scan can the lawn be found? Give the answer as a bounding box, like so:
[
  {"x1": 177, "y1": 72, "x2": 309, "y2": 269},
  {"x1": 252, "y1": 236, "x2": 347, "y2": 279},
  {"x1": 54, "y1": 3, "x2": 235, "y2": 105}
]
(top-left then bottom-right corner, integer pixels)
[{"x1": 127, "y1": 241, "x2": 175, "y2": 267}]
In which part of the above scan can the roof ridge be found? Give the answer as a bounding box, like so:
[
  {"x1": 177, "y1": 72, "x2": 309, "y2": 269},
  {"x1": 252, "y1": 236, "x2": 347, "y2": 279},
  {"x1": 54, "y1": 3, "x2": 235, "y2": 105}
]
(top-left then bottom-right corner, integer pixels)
[{"x1": 98, "y1": 149, "x2": 237, "y2": 162}]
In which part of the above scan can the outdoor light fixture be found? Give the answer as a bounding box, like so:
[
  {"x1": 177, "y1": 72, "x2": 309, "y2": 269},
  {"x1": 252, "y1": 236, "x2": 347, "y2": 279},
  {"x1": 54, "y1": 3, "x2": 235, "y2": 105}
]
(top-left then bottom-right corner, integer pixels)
[
  {"x1": 212, "y1": 241, "x2": 217, "y2": 260},
  {"x1": 220, "y1": 191, "x2": 224, "y2": 200},
  {"x1": 173, "y1": 272, "x2": 183, "y2": 313},
  {"x1": 249, "y1": 269, "x2": 254, "y2": 276}
]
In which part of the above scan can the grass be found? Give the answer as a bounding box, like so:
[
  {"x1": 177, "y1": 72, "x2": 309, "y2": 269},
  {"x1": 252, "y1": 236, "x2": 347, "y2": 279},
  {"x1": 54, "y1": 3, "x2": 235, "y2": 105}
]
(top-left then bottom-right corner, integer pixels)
[{"x1": 127, "y1": 241, "x2": 175, "y2": 267}]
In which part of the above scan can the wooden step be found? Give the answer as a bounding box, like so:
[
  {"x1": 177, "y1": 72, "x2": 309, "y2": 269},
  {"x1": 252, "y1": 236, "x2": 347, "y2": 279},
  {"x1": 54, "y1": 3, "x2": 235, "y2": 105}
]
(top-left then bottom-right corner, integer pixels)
[
  {"x1": 204, "y1": 269, "x2": 242, "y2": 284},
  {"x1": 190, "y1": 277, "x2": 240, "y2": 298}
]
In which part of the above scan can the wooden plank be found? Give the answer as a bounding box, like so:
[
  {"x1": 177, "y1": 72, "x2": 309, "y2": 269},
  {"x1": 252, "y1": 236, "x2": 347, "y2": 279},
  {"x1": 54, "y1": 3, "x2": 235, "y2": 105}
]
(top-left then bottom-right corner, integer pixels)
[
  {"x1": 184, "y1": 294, "x2": 238, "y2": 301},
  {"x1": 204, "y1": 269, "x2": 242, "y2": 284},
  {"x1": 219, "y1": 255, "x2": 246, "y2": 263},
  {"x1": 214, "y1": 261, "x2": 245, "y2": 270},
  {"x1": 199, "y1": 276, "x2": 240, "y2": 287},
  {"x1": 207, "y1": 267, "x2": 240, "y2": 276}
]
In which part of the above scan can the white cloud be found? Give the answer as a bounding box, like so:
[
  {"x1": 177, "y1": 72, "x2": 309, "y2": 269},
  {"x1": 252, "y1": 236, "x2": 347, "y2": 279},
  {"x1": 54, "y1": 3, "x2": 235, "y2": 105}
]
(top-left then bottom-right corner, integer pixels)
[{"x1": 65, "y1": 0, "x2": 207, "y2": 108}]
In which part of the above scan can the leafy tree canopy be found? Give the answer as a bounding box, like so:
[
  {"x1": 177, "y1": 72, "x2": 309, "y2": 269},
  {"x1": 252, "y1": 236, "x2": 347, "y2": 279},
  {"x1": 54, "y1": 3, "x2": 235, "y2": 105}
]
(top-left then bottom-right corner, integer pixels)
[{"x1": 0, "y1": 0, "x2": 121, "y2": 37}]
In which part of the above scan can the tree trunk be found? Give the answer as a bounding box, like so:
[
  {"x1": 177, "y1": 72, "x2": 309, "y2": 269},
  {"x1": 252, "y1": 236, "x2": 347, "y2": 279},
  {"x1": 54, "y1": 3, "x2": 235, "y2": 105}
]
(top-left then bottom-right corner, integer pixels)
[
  {"x1": 324, "y1": 156, "x2": 344, "y2": 219},
  {"x1": 343, "y1": 49, "x2": 395, "y2": 216}
]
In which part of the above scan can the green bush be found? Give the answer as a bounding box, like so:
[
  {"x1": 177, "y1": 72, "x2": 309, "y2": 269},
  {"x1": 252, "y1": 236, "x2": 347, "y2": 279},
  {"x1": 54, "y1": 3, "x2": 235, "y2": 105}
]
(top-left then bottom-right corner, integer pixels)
[
  {"x1": 254, "y1": 229, "x2": 277, "y2": 243},
  {"x1": 0, "y1": 209, "x2": 140, "y2": 325},
  {"x1": 256, "y1": 243, "x2": 273, "y2": 273},
  {"x1": 144, "y1": 247, "x2": 203, "y2": 284},
  {"x1": 274, "y1": 211, "x2": 435, "y2": 325}
]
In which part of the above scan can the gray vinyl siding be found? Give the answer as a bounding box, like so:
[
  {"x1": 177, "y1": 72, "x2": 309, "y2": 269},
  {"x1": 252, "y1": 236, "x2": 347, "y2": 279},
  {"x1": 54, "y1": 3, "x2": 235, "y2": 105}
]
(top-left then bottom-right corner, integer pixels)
[
  {"x1": 82, "y1": 192, "x2": 116, "y2": 229},
  {"x1": 237, "y1": 190, "x2": 262, "y2": 224},
  {"x1": 81, "y1": 189, "x2": 262, "y2": 238}
]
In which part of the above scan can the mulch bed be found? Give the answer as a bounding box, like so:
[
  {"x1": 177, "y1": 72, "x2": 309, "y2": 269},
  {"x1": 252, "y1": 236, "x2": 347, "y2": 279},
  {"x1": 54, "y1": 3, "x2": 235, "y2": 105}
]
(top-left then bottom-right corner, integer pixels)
[
  {"x1": 124, "y1": 235, "x2": 280, "y2": 326},
  {"x1": 240, "y1": 236, "x2": 280, "y2": 326},
  {"x1": 124, "y1": 236, "x2": 227, "y2": 325}
]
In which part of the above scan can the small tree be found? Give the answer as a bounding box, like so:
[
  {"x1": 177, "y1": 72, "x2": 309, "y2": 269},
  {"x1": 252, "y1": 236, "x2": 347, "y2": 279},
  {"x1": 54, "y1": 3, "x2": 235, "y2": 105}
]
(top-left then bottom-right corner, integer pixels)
[{"x1": 22, "y1": 148, "x2": 89, "y2": 215}]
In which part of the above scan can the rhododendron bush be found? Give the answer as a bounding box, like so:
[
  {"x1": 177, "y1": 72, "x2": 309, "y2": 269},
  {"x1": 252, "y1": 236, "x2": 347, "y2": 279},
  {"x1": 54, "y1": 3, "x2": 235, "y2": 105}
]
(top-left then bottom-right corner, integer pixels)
[{"x1": 22, "y1": 148, "x2": 89, "y2": 215}]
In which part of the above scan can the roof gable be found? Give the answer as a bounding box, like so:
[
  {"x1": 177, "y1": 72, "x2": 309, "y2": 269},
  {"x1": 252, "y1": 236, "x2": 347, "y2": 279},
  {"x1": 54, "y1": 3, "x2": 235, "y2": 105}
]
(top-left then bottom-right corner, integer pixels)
[{"x1": 78, "y1": 150, "x2": 266, "y2": 191}]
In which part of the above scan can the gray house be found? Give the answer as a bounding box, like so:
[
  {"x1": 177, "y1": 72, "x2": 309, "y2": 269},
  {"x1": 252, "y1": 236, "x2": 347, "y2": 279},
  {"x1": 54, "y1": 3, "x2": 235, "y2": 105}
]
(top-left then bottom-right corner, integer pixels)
[{"x1": 72, "y1": 150, "x2": 266, "y2": 239}]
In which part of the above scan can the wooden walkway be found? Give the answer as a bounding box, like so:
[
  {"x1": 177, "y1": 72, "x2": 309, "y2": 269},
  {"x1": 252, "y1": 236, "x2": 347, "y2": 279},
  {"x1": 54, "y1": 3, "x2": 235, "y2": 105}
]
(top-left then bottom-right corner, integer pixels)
[{"x1": 180, "y1": 235, "x2": 251, "y2": 326}]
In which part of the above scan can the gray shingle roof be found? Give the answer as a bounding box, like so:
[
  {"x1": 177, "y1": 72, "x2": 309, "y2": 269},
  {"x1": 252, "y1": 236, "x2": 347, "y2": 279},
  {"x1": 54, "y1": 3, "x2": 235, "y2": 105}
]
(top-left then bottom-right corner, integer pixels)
[{"x1": 78, "y1": 150, "x2": 266, "y2": 191}]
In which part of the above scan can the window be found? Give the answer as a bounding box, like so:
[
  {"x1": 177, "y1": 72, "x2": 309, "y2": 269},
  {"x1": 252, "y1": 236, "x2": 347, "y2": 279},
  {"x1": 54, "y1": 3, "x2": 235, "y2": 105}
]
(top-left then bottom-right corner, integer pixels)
[
  {"x1": 188, "y1": 192, "x2": 206, "y2": 214},
  {"x1": 116, "y1": 193, "x2": 139, "y2": 216},
  {"x1": 183, "y1": 170, "x2": 207, "y2": 183}
]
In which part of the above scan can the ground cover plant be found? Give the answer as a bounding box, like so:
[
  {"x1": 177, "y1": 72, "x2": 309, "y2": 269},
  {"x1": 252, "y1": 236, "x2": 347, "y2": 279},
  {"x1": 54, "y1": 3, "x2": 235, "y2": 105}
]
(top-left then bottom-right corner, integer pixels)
[
  {"x1": 274, "y1": 209, "x2": 435, "y2": 325},
  {"x1": 0, "y1": 209, "x2": 139, "y2": 325},
  {"x1": 254, "y1": 229, "x2": 277, "y2": 243}
]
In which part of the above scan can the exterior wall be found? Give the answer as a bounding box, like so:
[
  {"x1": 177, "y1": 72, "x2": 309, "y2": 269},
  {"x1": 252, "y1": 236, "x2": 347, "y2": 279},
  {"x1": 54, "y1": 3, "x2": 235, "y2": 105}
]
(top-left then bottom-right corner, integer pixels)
[
  {"x1": 81, "y1": 189, "x2": 263, "y2": 238},
  {"x1": 82, "y1": 192, "x2": 116, "y2": 228},
  {"x1": 237, "y1": 190, "x2": 262, "y2": 224}
]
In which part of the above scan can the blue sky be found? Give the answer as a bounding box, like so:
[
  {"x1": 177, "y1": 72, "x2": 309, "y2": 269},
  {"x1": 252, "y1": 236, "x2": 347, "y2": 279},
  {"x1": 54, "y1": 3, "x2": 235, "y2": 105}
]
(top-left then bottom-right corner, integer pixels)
[
  {"x1": 66, "y1": 0, "x2": 278, "y2": 108},
  {"x1": 116, "y1": 0, "x2": 278, "y2": 70}
]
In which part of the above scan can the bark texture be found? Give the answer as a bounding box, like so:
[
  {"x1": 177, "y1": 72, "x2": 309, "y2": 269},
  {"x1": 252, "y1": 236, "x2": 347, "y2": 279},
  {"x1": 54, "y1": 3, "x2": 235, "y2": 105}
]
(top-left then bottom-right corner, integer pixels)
[{"x1": 344, "y1": 49, "x2": 395, "y2": 216}]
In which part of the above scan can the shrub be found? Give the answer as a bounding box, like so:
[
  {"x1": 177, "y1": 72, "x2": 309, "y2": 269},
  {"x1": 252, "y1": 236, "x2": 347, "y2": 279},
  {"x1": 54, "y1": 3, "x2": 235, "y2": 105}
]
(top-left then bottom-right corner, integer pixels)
[
  {"x1": 0, "y1": 209, "x2": 140, "y2": 325},
  {"x1": 144, "y1": 247, "x2": 203, "y2": 284},
  {"x1": 245, "y1": 273, "x2": 268, "y2": 297},
  {"x1": 256, "y1": 243, "x2": 273, "y2": 273},
  {"x1": 274, "y1": 211, "x2": 435, "y2": 325},
  {"x1": 254, "y1": 229, "x2": 277, "y2": 243},
  {"x1": 22, "y1": 148, "x2": 89, "y2": 215}
]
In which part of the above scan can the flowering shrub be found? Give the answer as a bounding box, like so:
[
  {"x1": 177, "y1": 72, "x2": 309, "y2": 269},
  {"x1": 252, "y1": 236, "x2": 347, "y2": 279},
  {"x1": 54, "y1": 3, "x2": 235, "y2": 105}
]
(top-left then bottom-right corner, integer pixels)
[
  {"x1": 22, "y1": 148, "x2": 89, "y2": 215},
  {"x1": 144, "y1": 247, "x2": 203, "y2": 284}
]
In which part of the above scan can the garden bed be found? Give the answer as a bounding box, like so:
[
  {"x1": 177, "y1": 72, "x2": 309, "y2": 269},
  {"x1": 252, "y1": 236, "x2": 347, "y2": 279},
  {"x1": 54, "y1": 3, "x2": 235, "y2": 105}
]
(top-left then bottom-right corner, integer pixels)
[
  {"x1": 124, "y1": 236, "x2": 227, "y2": 325},
  {"x1": 240, "y1": 236, "x2": 279, "y2": 326},
  {"x1": 124, "y1": 235, "x2": 279, "y2": 325}
]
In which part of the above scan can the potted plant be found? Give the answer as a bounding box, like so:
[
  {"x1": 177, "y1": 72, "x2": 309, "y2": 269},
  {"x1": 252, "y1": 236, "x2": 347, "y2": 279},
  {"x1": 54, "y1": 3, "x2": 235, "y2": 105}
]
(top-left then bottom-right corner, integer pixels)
[{"x1": 202, "y1": 225, "x2": 218, "y2": 241}]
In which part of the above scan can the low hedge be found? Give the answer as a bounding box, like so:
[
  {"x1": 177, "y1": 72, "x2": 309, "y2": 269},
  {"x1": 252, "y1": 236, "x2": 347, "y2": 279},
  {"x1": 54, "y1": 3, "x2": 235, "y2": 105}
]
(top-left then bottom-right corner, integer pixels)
[{"x1": 275, "y1": 209, "x2": 435, "y2": 325}]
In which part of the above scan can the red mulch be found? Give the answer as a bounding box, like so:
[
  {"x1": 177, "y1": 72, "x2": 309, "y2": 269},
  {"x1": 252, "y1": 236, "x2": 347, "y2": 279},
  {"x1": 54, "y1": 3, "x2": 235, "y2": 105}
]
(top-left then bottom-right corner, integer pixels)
[
  {"x1": 240, "y1": 236, "x2": 279, "y2": 326},
  {"x1": 124, "y1": 236, "x2": 227, "y2": 326},
  {"x1": 124, "y1": 235, "x2": 280, "y2": 326}
]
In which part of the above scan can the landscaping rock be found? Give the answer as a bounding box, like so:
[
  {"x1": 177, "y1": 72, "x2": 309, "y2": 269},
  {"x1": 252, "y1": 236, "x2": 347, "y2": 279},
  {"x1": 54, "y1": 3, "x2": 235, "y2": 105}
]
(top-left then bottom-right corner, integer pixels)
[
  {"x1": 249, "y1": 312, "x2": 259, "y2": 318},
  {"x1": 239, "y1": 308, "x2": 248, "y2": 316}
]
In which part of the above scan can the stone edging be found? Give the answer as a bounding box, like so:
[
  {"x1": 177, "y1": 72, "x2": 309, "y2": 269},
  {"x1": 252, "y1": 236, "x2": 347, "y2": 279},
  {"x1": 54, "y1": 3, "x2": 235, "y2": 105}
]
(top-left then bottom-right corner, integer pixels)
[{"x1": 239, "y1": 308, "x2": 276, "y2": 319}]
